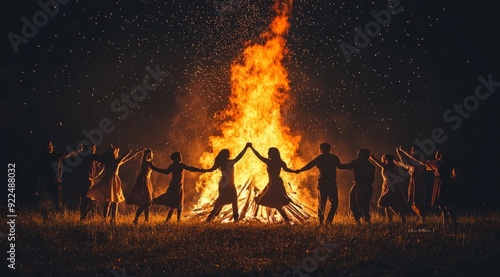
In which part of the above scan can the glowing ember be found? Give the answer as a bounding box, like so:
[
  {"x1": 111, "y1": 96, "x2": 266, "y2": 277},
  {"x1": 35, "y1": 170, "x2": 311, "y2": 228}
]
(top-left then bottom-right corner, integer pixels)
[{"x1": 193, "y1": 0, "x2": 314, "y2": 222}]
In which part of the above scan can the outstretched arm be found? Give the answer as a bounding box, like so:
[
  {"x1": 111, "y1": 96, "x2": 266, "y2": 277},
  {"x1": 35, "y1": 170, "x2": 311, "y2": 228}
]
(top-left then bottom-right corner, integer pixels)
[
  {"x1": 297, "y1": 157, "x2": 318, "y2": 173},
  {"x1": 250, "y1": 146, "x2": 270, "y2": 164},
  {"x1": 202, "y1": 162, "x2": 218, "y2": 173},
  {"x1": 150, "y1": 163, "x2": 172, "y2": 175},
  {"x1": 282, "y1": 162, "x2": 297, "y2": 173},
  {"x1": 184, "y1": 164, "x2": 205, "y2": 173},
  {"x1": 338, "y1": 161, "x2": 353, "y2": 170},
  {"x1": 369, "y1": 154, "x2": 385, "y2": 168}
]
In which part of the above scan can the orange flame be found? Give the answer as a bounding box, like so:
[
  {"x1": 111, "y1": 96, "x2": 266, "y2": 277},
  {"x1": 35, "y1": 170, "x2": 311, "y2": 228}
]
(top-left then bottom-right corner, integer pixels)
[{"x1": 194, "y1": 0, "x2": 313, "y2": 220}]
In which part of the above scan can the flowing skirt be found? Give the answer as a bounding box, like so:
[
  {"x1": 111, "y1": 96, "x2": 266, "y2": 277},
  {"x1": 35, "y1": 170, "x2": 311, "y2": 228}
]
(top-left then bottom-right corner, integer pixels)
[
  {"x1": 378, "y1": 181, "x2": 405, "y2": 208},
  {"x1": 87, "y1": 172, "x2": 125, "y2": 203},
  {"x1": 126, "y1": 172, "x2": 153, "y2": 206},
  {"x1": 255, "y1": 177, "x2": 291, "y2": 208},
  {"x1": 431, "y1": 176, "x2": 459, "y2": 206},
  {"x1": 213, "y1": 184, "x2": 237, "y2": 206},
  {"x1": 153, "y1": 182, "x2": 183, "y2": 208}
]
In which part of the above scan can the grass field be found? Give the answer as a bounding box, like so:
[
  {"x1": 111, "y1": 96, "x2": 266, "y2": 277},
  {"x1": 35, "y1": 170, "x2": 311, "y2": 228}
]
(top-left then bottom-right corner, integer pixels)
[{"x1": 4, "y1": 208, "x2": 500, "y2": 276}]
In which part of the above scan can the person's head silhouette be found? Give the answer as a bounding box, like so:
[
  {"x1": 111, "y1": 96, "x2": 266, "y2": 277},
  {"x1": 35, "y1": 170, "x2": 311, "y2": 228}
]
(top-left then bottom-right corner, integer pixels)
[
  {"x1": 320, "y1": 143, "x2": 331, "y2": 154},
  {"x1": 357, "y1": 149, "x2": 370, "y2": 160},
  {"x1": 268, "y1": 147, "x2": 281, "y2": 161},
  {"x1": 381, "y1": 153, "x2": 395, "y2": 164},
  {"x1": 171, "y1": 151, "x2": 182, "y2": 162}
]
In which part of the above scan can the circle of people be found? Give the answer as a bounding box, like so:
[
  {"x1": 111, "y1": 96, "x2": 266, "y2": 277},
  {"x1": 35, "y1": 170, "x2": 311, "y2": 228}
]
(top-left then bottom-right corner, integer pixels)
[{"x1": 36, "y1": 141, "x2": 458, "y2": 226}]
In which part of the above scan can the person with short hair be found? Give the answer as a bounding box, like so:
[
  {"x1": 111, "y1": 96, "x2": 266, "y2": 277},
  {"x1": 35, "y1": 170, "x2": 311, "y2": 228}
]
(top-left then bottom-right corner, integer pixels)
[
  {"x1": 296, "y1": 143, "x2": 342, "y2": 225},
  {"x1": 36, "y1": 140, "x2": 82, "y2": 215},
  {"x1": 339, "y1": 149, "x2": 375, "y2": 225}
]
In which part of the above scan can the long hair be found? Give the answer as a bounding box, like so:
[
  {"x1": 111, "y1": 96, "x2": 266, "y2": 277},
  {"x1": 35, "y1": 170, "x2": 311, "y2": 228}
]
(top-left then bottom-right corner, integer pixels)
[
  {"x1": 268, "y1": 147, "x2": 282, "y2": 161},
  {"x1": 143, "y1": 149, "x2": 152, "y2": 162},
  {"x1": 214, "y1": 149, "x2": 230, "y2": 167},
  {"x1": 381, "y1": 153, "x2": 395, "y2": 164}
]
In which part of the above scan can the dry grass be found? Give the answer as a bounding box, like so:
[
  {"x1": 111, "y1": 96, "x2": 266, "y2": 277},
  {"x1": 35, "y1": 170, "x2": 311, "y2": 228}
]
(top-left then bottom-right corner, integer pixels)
[{"x1": 4, "y1": 208, "x2": 500, "y2": 276}]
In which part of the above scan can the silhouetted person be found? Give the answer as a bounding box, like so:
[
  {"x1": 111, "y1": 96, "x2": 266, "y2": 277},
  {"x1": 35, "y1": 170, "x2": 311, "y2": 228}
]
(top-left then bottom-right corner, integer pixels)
[
  {"x1": 75, "y1": 143, "x2": 104, "y2": 221},
  {"x1": 250, "y1": 145, "x2": 295, "y2": 224},
  {"x1": 396, "y1": 146, "x2": 427, "y2": 223},
  {"x1": 370, "y1": 153, "x2": 407, "y2": 224},
  {"x1": 87, "y1": 146, "x2": 142, "y2": 224},
  {"x1": 296, "y1": 143, "x2": 341, "y2": 225},
  {"x1": 338, "y1": 149, "x2": 375, "y2": 225},
  {"x1": 36, "y1": 141, "x2": 82, "y2": 215},
  {"x1": 204, "y1": 143, "x2": 250, "y2": 222},
  {"x1": 151, "y1": 151, "x2": 204, "y2": 222},
  {"x1": 422, "y1": 149, "x2": 458, "y2": 229},
  {"x1": 127, "y1": 149, "x2": 154, "y2": 224}
]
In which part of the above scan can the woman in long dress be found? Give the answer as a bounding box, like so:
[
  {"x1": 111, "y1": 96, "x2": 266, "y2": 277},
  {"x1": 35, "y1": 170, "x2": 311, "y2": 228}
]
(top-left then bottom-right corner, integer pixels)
[
  {"x1": 151, "y1": 152, "x2": 204, "y2": 222},
  {"x1": 370, "y1": 153, "x2": 407, "y2": 224},
  {"x1": 250, "y1": 145, "x2": 295, "y2": 223},
  {"x1": 423, "y1": 150, "x2": 458, "y2": 228},
  {"x1": 87, "y1": 146, "x2": 143, "y2": 224},
  {"x1": 126, "y1": 149, "x2": 154, "y2": 224},
  {"x1": 204, "y1": 143, "x2": 250, "y2": 222},
  {"x1": 396, "y1": 147, "x2": 427, "y2": 223}
]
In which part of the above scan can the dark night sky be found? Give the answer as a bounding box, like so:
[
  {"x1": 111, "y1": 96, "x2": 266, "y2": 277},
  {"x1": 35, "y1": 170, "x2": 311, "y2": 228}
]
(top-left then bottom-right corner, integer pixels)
[{"x1": 2, "y1": 0, "x2": 500, "y2": 208}]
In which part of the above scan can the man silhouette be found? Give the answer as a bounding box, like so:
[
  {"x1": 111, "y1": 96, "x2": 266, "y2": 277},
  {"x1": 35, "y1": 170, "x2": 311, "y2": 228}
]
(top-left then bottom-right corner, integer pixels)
[
  {"x1": 339, "y1": 149, "x2": 375, "y2": 225},
  {"x1": 36, "y1": 141, "x2": 82, "y2": 215},
  {"x1": 296, "y1": 143, "x2": 341, "y2": 225}
]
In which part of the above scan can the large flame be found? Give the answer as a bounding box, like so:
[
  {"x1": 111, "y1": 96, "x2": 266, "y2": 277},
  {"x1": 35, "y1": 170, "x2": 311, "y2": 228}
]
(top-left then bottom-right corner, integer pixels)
[{"x1": 194, "y1": 0, "x2": 313, "y2": 221}]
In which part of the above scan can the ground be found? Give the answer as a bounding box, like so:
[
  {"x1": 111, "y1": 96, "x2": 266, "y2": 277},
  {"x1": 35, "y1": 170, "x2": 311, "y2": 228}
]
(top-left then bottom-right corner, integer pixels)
[{"x1": 3, "y1": 209, "x2": 500, "y2": 276}]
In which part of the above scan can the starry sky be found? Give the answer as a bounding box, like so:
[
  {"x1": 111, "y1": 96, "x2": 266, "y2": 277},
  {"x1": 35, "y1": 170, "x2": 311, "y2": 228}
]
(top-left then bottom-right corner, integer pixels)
[{"x1": 2, "y1": 0, "x2": 500, "y2": 207}]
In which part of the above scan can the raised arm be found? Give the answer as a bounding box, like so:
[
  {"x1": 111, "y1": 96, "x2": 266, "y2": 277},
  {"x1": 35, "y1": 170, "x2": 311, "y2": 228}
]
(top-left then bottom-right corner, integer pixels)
[
  {"x1": 395, "y1": 148, "x2": 410, "y2": 169},
  {"x1": 250, "y1": 146, "x2": 270, "y2": 164},
  {"x1": 232, "y1": 143, "x2": 251, "y2": 163},
  {"x1": 369, "y1": 154, "x2": 385, "y2": 169},
  {"x1": 61, "y1": 144, "x2": 83, "y2": 159},
  {"x1": 121, "y1": 148, "x2": 144, "y2": 164},
  {"x1": 397, "y1": 147, "x2": 424, "y2": 166}
]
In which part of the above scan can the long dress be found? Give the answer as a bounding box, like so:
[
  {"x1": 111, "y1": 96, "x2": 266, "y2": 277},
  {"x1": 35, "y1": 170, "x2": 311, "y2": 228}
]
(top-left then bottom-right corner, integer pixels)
[
  {"x1": 153, "y1": 163, "x2": 186, "y2": 208},
  {"x1": 126, "y1": 160, "x2": 153, "y2": 206},
  {"x1": 255, "y1": 160, "x2": 292, "y2": 209},
  {"x1": 213, "y1": 160, "x2": 238, "y2": 206},
  {"x1": 405, "y1": 164, "x2": 426, "y2": 215},
  {"x1": 377, "y1": 164, "x2": 406, "y2": 208},
  {"x1": 424, "y1": 160, "x2": 457, "y2": 207},
  {"x1": 87, "y1": 157, "x2": 126, "y2": 203}
]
